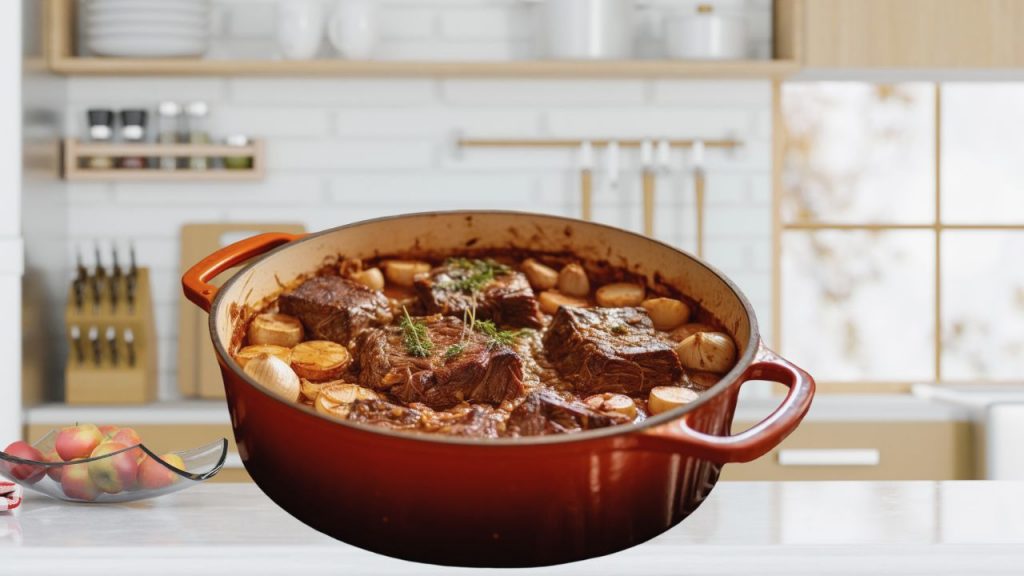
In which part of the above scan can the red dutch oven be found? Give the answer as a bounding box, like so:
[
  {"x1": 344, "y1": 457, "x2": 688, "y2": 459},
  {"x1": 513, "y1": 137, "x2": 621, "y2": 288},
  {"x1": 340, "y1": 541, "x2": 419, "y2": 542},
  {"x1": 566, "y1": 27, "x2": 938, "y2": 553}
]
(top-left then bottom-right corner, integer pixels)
[{"x1": 182, "y1": 211, "x2": 814, "y2": 567}]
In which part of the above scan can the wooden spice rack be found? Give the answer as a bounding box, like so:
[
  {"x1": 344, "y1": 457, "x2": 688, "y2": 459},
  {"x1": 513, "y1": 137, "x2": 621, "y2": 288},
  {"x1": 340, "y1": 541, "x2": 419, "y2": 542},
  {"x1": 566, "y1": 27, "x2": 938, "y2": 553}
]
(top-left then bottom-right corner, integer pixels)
[
  {"x1": 61, "y1": 139, "x2": 265, "y2": 182},
  {"x1": 64, "y1": 268, "x2": 158, "y2": 405}
]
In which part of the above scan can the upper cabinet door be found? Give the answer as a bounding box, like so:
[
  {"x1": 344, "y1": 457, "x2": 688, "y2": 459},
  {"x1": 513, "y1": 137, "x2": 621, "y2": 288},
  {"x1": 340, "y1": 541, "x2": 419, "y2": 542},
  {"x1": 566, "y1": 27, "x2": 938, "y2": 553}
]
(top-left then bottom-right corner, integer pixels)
[{"x1": 795, "y1": 0, "x2": 1024, "y2": 68}]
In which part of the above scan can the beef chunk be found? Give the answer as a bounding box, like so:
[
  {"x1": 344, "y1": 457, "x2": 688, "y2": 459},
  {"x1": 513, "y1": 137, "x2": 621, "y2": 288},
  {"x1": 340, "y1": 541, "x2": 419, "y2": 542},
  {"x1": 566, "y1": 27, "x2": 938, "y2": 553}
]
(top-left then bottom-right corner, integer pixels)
[
  {"x1": 542, "y1": 306, "x2": 682, "y2": 396},
  {"x1": 508, "y1": 389, "x2": 627, "y2": 436},
  {"x1": 357, "y1": 315, "x2": 525, "y2": 410},
  {"x1": 278, "y1": 276, "x2": 393, "y2": 347},
  {"x1": 414, "y1": 260, "x2": 543, "y2": 329},
  {"x1": 346, "y1": 398, "x2": 424, "y2": 431}
]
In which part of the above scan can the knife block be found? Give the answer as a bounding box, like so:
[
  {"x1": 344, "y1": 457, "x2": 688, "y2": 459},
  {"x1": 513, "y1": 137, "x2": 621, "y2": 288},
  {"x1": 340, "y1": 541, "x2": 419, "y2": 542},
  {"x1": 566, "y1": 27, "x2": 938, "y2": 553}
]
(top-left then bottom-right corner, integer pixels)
[{"x1": 64, "y1": 268, "x2": 157, "y2": 405}]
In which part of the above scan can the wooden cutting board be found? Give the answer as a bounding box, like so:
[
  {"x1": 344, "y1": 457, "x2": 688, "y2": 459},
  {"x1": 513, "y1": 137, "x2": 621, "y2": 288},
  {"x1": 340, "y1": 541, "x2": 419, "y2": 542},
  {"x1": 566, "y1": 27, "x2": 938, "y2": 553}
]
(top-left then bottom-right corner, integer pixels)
[{"x1": 178, "y1": 223, "x2": 305, "y2": 399}]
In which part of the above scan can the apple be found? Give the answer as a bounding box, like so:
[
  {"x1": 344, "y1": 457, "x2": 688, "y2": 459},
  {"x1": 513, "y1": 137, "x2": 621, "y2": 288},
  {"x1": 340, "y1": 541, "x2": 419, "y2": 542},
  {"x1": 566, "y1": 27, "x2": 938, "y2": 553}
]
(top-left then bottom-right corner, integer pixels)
[
  {"x1": 61, "y1": 462, "x2": 100, "y2": 501},
  {"x1": 110, "y1": 427, "x2": 142, "y2": 448},
  {"x1": 138, "y1": 453, "x2": 186, "y2": 490},
  {"x1": 55, "y1": 424, "x2": 103, "y2": 461},
  {"x1": 41, "y1": 447, "x2": 63, "y2": 481},
  {"x1": 87, "y1": 442, "x2": 141, "y2": 494},
  {"x1": 98, "y1": 425, "x2": 120, "y2": 440},
  {"x1": 3, "y1": 441, "x2": 46, "y2": 484}
]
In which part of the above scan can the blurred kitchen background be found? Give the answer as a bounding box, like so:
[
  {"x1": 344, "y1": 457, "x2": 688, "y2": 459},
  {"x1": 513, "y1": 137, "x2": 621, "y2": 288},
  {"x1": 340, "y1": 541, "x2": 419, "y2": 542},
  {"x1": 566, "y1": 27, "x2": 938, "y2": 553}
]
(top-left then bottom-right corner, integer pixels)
[{"x1": 7, "y1": 0, "x2": 1023, "y2": 482}]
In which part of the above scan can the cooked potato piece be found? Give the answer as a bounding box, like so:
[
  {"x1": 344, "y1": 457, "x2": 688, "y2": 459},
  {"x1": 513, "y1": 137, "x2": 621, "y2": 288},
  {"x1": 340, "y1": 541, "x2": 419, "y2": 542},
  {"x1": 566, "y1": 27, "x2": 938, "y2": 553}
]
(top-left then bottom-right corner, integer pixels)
[
  {"x1": 557, "y1": 263, "x2": 590, "y2": 297},
  {"x1": 243, "y1": 353, "x2": 301, "y2": 402},
  {"x1": 595, "y1": 283, "x2": 646, "y2": 307},
  {"x1": 583, "y1": 393, "x2": 638, "y2": 419},
  {"x1": 670, "y1": 322, "x2": 717, "y2": 342},
  {"x1": 641, "y1": 298, "x2": 691, "y2": 331},
  {"x1": 290, "y1": 340, "x2": 352, "y2": 381},
  {"x1": 675, "y1": 332, "x2": 737, "y2": 374},
  {"x1": 538, "y1": 290, "x2": 589, "y2": 315},
  {"x1": 648, "y1": 386, "x2": 700, "y2": 415},
  {"x1": 521, "y1": 258, "x2": 558, "y2": 291},
  {"x1": 383, "y1": 260, "x2": 431, "y2": 288},
  {"x1": 350, "y1": 267, "x2": 385, "y2": 291},
  {"x1": 235, "y1": 344, "x2": 292, "y2": 369},
  {"x1": 248, "y1": 313, "x2": 304, "y2": 348},
  {"x1": 315, "y1": 383, "x2": 379, "y2": 419}
]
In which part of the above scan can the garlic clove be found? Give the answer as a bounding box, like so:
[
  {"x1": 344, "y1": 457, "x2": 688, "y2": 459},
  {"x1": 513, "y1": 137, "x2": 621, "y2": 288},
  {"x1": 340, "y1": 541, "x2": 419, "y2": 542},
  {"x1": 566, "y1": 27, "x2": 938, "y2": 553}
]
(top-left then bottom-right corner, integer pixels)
[
  {"x1": 243, "y1": 353, "x2": 301, "y2": 402},
  {"x1": 350, "y1": 267, "x2": 385, "y2": 291},
  {"x1": 674, "y1": 332, "x2": 737, "y2": 374},
  {"x1": 383, "y1": 260, "x2": 431, "y2": 288},
  {"x1": 669, "y1": 322, "x2": 717, "y2": 342},
  {"x1": 557, "y1": 263, "x2": 590, "y2": 297},
  {"x1": 538, "y1": 290, "x2": 589, "y2": 315},
  {"x1": 521, "y1": 258, "x2": 559, "y2": 290}
]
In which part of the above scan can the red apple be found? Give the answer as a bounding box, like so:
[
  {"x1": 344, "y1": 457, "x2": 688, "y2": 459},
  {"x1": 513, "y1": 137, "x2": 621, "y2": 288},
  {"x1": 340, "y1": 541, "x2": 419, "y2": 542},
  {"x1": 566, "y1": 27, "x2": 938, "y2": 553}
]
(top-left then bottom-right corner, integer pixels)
[
  {"x1": 98, "y1": 425, "x2": 120, "y2": 440},
  {"x1": 87, "y1": 442, "x2": 141, "y2": 494},
  {"x1": 110, "y1": 427, "x2": 142, "y2": 448},
  {"x1": 55, "y1": 424, "x2": 103, "y2": 461},
  {"x1": 138, "y1": 453, "x2": 186, "y2": 490},
  {"x1": 61, "y1": 462, "x2": 100, "y2": 501},
  {"x1": 41, "y1": 447, "x2": 63, "y2": 481},
  {"x1": 3, "y1": 441, "x2": 46, "y2": 484}
]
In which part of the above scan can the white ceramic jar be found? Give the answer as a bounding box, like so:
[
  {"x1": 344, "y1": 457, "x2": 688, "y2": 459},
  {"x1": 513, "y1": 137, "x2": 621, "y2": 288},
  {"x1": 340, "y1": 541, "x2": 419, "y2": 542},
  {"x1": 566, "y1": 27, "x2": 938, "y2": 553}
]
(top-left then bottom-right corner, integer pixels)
[
  {"x1": 543, "y1": 0, "x2": 636, "y2": 60},
  {"x1": 664, "y1": 4, "x2": 746, "y2": 60},
  {"x1": 276, "y1": 0, "x2": 325, "y2": 60},
  {"x1": 327, "y1": 0, "x2": 379, "y2": 60}
]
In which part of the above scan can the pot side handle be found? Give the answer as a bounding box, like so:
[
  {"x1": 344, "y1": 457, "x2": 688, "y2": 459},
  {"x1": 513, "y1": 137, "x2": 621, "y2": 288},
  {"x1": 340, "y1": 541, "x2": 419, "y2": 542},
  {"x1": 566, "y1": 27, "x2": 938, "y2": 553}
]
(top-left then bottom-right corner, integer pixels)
[
  {"x1": 640, "y1": 345, "x2": 815, "y2": 464},
  {"x1": 182, "y1": 232, "x2": 303, "y2": 313}
]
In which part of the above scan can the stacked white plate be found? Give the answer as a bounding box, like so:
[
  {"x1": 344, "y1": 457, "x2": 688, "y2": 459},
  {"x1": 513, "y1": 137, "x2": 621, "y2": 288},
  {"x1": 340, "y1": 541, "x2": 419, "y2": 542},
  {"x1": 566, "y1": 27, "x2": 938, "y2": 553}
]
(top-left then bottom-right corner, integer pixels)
[{"x1": 84, "y1": 0, "x2": 211, "y2": 58}]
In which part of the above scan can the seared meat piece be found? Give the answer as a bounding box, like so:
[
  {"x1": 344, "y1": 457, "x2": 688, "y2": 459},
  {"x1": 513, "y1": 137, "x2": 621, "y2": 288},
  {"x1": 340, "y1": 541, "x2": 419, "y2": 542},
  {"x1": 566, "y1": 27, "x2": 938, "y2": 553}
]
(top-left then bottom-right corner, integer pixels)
[
  {"x1": 346, "y1": 398, "x2": 424, "y2": 431},
  {"x1": 278, "y1": 276, "x2": 393, "y2": 347},
  {"x1": 543, "y1": 306, "x2": 682, "y2": 396},
  {"x1": 357, "y1": 315, "x2": 525, "y2": 410},
  {"x1": 414, "y1": 260, "x2": 543, "y2": 329},
  {"x1": 508, "y1": 389, "x2": 628, "y2": 436},
  {"x1": 434, "y1": 404, "x2": 505, "y2": 438}
]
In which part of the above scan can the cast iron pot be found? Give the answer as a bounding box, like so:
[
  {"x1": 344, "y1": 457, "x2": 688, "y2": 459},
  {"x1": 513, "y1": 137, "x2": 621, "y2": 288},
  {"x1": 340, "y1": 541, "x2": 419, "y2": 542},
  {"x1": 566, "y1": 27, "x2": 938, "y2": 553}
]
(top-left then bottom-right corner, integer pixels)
[{"x1": 182, "y1": 211, "x2": 814, "y2": 568}]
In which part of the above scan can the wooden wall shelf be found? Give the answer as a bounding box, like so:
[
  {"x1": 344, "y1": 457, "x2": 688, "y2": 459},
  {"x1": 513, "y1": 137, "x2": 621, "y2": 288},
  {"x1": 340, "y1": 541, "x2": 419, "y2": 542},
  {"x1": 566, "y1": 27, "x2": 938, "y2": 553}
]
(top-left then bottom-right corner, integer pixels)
[
  {"x1": 47, "y1": 57, "x2": 800, "y2": 79},
  {"x1": 61, "y1": 139, "x2": 265, "y2": 182}
]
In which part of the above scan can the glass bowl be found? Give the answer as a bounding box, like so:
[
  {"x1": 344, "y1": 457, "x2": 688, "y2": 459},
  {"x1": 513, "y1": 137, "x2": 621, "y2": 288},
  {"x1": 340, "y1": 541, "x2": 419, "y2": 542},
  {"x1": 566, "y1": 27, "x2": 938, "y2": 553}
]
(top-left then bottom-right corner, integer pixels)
[{"x1": 0, "y1": 430, "x2": 227, "y2": 503}]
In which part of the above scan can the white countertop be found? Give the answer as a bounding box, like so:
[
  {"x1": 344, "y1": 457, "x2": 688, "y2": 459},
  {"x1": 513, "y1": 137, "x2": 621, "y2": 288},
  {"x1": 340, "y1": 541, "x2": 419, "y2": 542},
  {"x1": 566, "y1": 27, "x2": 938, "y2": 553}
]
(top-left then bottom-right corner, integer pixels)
[{"x1": 2, "y1": 481, "x2": 1022, "y2": 575}]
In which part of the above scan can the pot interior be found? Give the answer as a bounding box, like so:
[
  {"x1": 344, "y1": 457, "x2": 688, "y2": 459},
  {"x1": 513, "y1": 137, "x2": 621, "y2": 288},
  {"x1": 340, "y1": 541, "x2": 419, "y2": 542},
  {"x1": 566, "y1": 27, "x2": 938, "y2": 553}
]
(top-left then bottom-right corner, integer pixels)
[{"x1": 211, "y1": 211, "x2": 758, "y2": 404}]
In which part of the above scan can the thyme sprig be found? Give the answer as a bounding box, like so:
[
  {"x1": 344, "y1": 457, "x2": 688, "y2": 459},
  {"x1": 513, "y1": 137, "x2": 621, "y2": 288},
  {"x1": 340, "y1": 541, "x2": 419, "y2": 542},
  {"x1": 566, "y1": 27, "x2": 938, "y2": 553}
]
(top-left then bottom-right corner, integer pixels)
[
  {"x1": 443, "y1": 343, "x2": 465, "y2": 361},
  {"x1": 440, "y1": 258, "x2": 511, "y2": 295},
  {"x1": 400, "y1": 306, "x2": 433, "y2": 358},
  {"x1": 475, "y1": 319, "x2": 529, "y2": 349}
]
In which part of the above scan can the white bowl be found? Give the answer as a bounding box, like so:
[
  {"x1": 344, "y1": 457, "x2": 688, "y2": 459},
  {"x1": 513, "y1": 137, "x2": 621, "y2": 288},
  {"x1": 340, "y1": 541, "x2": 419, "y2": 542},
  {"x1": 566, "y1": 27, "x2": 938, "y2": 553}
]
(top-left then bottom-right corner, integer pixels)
[
  {"x1": 87, "y1": 0, "x2": 208, "y2": 14},
  {"x1": 86, "y1": 12, "x2": 208, "y2": 26},
  {"x1": 87, "y1": 23, "x2": 208, "y2": 37}
]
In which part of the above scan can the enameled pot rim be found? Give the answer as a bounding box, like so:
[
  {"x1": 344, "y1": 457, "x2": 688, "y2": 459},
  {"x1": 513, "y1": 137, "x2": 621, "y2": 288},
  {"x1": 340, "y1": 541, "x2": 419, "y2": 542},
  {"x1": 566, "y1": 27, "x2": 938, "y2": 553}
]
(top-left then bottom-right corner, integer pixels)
[{"x1": 208, "y1": 210, "x2": 761, "y2": 447}]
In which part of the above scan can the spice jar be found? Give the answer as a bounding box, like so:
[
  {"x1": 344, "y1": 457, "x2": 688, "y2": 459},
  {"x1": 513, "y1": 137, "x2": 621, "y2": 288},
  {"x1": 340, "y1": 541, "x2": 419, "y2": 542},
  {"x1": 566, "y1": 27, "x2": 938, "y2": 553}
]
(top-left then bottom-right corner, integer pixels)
[
  {"x1": 157, "y1": 101, "x2": 182, "y2": 170},
  {"x1": 185, "y1": 101, "x2": 211, "y2": 170},
  {"x1": 86, "y1": 109, "x2": 115, "y2": 170},
  {"x1": 118, "y1": 109, "x2": 148, "y2": 169},
  {"x1": 223, "y1": 135, "x2": 253, "y2": 170}
]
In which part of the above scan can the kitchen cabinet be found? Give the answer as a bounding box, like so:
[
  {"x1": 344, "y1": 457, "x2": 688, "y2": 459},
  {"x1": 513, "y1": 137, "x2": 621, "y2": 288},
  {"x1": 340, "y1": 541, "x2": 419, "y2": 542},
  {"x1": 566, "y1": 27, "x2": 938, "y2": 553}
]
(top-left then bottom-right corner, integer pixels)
[{"x1": 786, "y1": 0, "x2": 1024, "y2": 68}]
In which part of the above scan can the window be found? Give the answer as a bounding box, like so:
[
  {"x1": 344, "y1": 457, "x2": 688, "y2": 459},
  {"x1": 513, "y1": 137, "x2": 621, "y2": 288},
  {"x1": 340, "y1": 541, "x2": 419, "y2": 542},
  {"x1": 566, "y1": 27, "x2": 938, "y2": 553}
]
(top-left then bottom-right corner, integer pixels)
[{"x1": 780, "y1": 83, "x2": 1024, "y2": 391}]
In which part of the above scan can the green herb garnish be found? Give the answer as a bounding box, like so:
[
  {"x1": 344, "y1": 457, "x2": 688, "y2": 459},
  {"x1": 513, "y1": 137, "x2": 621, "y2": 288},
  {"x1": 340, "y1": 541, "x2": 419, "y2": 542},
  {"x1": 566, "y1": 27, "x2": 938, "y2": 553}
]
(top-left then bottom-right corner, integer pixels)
[
  {"x1": 610, "y1": 323, "x2": 629, "y2": 335},
  {"x1": 474, "y1": 319, "x2": 529, "y2": 348},
  {"x1": 443, "y1": 343, "x2": 465, "y2": 361},
  {"x1": 440, "y1": 258, "x2": 511, "y2": 295},
  {"x1": 400, "y1": 306, "x2": 433, "y2": 357}
]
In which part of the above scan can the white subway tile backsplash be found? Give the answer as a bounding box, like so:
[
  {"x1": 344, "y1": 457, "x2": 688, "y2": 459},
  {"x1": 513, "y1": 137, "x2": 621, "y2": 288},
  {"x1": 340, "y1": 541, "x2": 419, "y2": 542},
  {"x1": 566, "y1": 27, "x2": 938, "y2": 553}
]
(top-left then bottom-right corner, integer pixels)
[
  {"x1": 60, "y1": 0, "x2": 776, "y2": 400},
  {"x1": 228, "y1": 79, "x2": 437, "y2": 106},
  {"x1": 67, "y1": 77, "x2": 227, "y2": 104},
  {"x1": 334, "y1": 107, "x2": 542, "y2": 137},
  {"x1": 268, "y1": 139, "x2": 435, "y2": 170},
  {"x1": 651, "y1": 80, "x2": 772, "y2": 107},
  {"x1": 442, "y1": 80, "x2": 647, "y2": 106}
]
